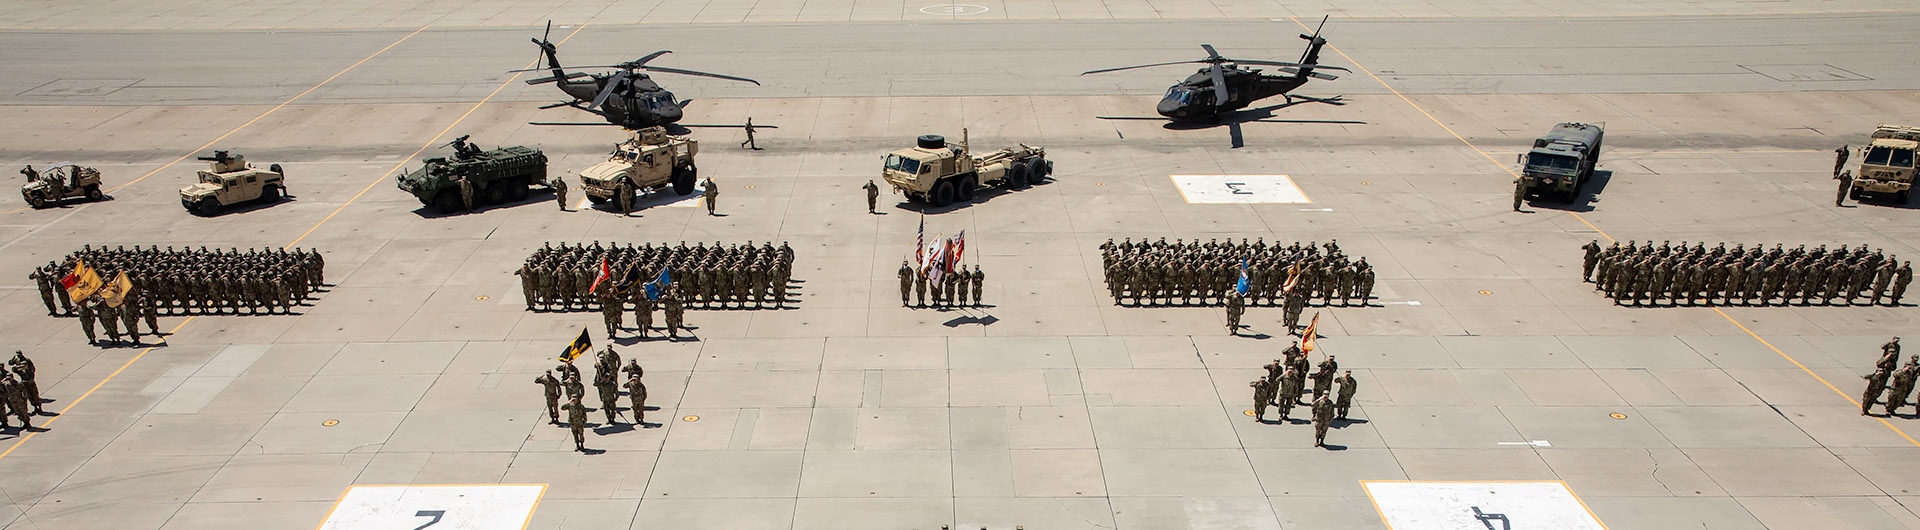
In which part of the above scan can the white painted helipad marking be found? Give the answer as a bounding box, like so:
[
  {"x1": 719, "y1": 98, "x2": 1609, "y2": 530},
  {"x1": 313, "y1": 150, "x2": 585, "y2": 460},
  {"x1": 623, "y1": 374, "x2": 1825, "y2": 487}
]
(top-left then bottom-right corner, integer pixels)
[
  {"x1": 1171, "y1": 175, "x2": 1312, "y2": 204},
  {"x1": 1496, "y1": 440, "x2": 1551, "y2": 447},
  {"x1": 318, "y1": 484, "x2": 545, "y2": 530},
  {"x1": 1300, "y1": 207, "x2": 1335, "y2": 212},
  {"x1": 1385, "y1": 300, "x2": 1422, "y2": 306},
  {"x1": 918, "y1": 3, "x2": 990, "y2": 15},
  {"x1": 1363, "y1": 481, "x2": 1605, "y2": 530}
]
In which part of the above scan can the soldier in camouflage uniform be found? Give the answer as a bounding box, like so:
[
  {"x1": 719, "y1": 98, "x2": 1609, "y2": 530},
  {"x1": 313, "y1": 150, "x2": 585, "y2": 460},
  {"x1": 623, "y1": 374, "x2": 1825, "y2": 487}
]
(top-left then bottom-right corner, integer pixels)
[
  {"x1": 536, "y1": 370, "x2": 562, "y2": 424},
  {"x1": 9, "y1": 351, "x2": 41, "y2": 415},
  {"x1": 626, "y1": 371, "x2": 647, "y2": 425},
  {"x1": 664, "y1": 292, "x2": 685, "y2": 339}
]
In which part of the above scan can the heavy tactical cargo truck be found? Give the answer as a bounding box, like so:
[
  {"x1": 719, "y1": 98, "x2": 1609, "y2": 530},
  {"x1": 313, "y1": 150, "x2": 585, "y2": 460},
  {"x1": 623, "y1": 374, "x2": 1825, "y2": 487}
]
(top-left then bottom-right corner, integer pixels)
[
  {"x1": 396, "y1": 140, "x2": 550, "y2": 213},
  {"x1": 1517, "y1": 122, "x2": 1604, "y2": 202},
  {"x1": 882, "y1": 130, "x2": 1050, "y2": 207},
  {"x1": 1850, "y1": 124, "x2": 1920, "y2": 203}
]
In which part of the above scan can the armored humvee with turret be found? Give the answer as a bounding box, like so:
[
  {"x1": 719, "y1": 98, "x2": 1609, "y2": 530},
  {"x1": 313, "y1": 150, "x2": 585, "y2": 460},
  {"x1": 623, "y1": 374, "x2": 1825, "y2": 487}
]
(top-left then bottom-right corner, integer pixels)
[
  {"x1": 883, "y1": 130, "x2": 1050, "y2": 207},
  {"x1": 577, "y1": 126, "x2": 699, "y2": 208},
  {"x1": 179, "y1": 151, "x2": 285, "y2": 216},
  {"x1": 1849, "y1": 124, "x2": 1920, "y2": 203},
  {"x1": 397, "y1": 135, "x2": 551, "y2": 213},
  {"x1": 20, "y1": 163, "x2": 104, "y2": 209},
  {"x1": 1516, "y1": 122, "x2": 1603, "y2": 202}
]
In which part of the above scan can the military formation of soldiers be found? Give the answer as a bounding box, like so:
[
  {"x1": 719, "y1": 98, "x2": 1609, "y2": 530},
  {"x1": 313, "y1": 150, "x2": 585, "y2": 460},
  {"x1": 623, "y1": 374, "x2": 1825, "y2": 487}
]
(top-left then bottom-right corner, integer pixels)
[
  {"x1": 29, "y1": 245, "x2": 325, "y2": 319},
  {"x1": 1099, "y1": 238, "x2": 1376, "y2": 312},
  {"x1": 1861, "y1": 338, "x2": 1920, "y2": 416},
  {"x1": 897, "y1": 261, "x2": 985, "y2": 308},
  {"x1": 537, "y1": 347, "x2": 648, "y2": 452},
  {"x1": 1249, "y1": 342, "x2": 1358, "y2": 448},
  {"x1": 518, "y1": 240, "x2": 795, "y2": 314},
  {"x1": 1583, "y1": 240, "x2": 1912, "y2": 306}
]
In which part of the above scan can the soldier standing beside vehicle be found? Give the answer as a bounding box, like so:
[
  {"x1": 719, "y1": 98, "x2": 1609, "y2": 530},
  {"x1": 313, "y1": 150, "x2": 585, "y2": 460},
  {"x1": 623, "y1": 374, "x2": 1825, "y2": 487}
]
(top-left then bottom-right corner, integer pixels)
[
  {"x1": 1836, "y1": 170, "x2": 1853, "y2": 207},
  {"x1": 1512, "y1": 177, "x2": 1525, "y2": 212},
  {"x1": 1835, "y1": 145, "x2": 1850, "y2": 177},
  {"x1": 19, "y1": 165, "x2": 34, "y2": 183},
  {"x1": 702, "y1": 177, "x2": 718, "y2": 216},
  {"x1": 864, "y1": 180, "x2": 880, "y2": 214},
  {"x1": 553, "y1": 177, "x2": 569, "y2": 211},
  {"x1": 456, "y1": 176, "x2": 475, "y2": 212}
]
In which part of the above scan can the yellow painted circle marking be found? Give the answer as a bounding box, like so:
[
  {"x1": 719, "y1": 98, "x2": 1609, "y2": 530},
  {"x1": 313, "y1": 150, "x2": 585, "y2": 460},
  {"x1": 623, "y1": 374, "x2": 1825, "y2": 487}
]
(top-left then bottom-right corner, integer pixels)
[
  {"x1": 683, "y1": 415, "x2": 699, "y2": 422},
  {"x1": 1610, "y1": 413, "x2": 1627, "y2": 420},
  {"x1": 1478, "y1": 290, "x2": 1493, "y2": 295},
  {"x1": 1362, "y1": 181, "x2": 1372, "y2": 186},
  {"x1": 322, "y1": 419, "x2": 339, "y2": 427},
  {"x1": 1243, "y1": 410, "x2": 1256, "y2": 416},
  {"x1": 744, "y1": 185, "x2": 755, "y2": 189},
  {"x1": 475, "y1": 295, "x2": 489, "y2": 301},
  {"x1": 1096, "y1": 182, "x2": 1107, "y2": 186}
]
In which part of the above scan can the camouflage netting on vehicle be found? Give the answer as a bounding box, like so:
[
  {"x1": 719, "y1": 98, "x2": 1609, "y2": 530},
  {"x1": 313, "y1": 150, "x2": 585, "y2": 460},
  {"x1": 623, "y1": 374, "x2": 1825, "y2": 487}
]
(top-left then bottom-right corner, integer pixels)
[
  {"x1": 1100, "y1": 238, "x2": 1375, "y2": 308},
  {"x1": 26, "y1": 245, "x2": 325, "y2": 317},
  {"x1": 518, "y1": 241, "x2": 795, "y2": 312},
  {"x1": 1582, "y1": 240, "x2": 1911, "y2": 307}
]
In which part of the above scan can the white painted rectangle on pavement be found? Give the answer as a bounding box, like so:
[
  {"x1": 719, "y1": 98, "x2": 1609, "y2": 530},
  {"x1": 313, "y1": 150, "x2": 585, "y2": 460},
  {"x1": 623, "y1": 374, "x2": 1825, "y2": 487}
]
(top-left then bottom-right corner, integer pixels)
[
  {"x1": 1171, "y1": 174, "x2": 1312, "y2": 204},
  {"x1": 1363, "y1": 481, "x2": 1606, "y2": 530},
  {"x1": 319, "y1": 484, "x2": 545, "y2": 530}
]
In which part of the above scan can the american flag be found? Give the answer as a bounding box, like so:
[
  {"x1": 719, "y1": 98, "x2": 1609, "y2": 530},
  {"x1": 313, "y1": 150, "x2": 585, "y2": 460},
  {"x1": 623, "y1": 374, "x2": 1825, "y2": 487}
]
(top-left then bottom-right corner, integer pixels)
[
  {"x1": 915, "y1": 213, "x2": 926, "y2": 268},
  {"x1": 947, "y1": 230, "x2": 966, "y2": 273}
]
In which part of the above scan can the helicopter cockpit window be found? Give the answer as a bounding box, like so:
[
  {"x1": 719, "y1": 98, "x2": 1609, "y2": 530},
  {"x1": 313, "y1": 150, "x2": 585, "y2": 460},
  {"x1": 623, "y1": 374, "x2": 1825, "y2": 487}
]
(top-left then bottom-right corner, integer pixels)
[{"x1": 1164, "y1": 88, "x2": 1192, "y2": 104}]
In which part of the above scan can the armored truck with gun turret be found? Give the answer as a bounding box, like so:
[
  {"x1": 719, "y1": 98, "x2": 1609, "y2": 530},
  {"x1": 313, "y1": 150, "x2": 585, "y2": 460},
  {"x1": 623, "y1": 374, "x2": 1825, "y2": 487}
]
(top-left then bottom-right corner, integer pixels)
[
  {"x1": 1516, "y1": 122, "x2": 1603, "y2": 202},
  {"x1": 396, "y1": 135, "x2": 551, "y2": 213},
  {"x1": 1849, "y1": 124, "x2": 1920, "y2": 203},
  {"x1": 882, "y1": 130, "x2": 1050, "y2": 208},
  {"x1": 179, "y1": 151, "x2": 285, "y2": 216},
  {"x1": 576, "y1": 126, "x2": 699, "y2": 209}
]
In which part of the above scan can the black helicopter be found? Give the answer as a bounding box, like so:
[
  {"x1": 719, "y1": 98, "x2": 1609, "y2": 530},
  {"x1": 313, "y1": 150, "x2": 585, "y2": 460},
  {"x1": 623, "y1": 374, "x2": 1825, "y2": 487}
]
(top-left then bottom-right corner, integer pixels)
[
  {"x1": 1082, "y1": 18, "x2": 1349, "y2": 123},
  {"x1": 512, "y1": 24, "x2": 762, "y2": 129}
]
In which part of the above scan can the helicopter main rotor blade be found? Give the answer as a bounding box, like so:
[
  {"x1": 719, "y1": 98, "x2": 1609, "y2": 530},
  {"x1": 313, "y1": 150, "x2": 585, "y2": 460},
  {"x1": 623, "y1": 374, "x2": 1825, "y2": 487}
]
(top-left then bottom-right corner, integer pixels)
[
  {"x1": 641, "y1": 66, "x2": 762, "y2": 85},
  {"x1": 1201, "y1": 43, "x2": 1224, "y2": 61},
  {"x1": 1080, "y1": 60, "x2": 1204, "y2": 75},
  {"x1": 628, "y1": 50, "x2": 673, "y2": 67},
  {"x1": 585, "y1": 71, "x2": 629, "y2": 111},
  {"x1": 678, "y1": 123, "x2": 781, "y2": 129},
  {"x1": 1208, "y1": 63, "x2": 1228, "y2": 107},
  {"x1": 1232, "y1": 59, "x2": 1349, "y2": 72}
]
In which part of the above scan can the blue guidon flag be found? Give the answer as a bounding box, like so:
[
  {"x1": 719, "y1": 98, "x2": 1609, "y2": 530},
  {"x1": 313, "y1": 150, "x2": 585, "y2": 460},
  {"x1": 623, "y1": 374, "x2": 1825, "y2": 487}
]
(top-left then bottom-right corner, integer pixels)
[
  {"x1": 643, "y1": 267, "x2": 673, "y2": 301},
  {"x1": 1237, "y1": 259, "x2": 1250, "y2": 295}
]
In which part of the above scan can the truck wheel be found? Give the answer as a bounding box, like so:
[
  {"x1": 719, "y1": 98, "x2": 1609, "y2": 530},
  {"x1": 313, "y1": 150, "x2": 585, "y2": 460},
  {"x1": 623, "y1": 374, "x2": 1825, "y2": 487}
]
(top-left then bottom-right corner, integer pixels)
[
  {"x1": 510, "y1": 178, "x2": 530, "y2": 201},
  {"x1": 1898, "y1": 190, "x2": 1912, "y2": 204},
  {"x1": 261, "y1": 185, "x2": 281, "y2": 202},
  {"x1": 587, "y1": 194, "x2": 609, "y2": 205},
  {"x1": 672, "y1": 166, "x2": 697, "y2": 196},
  {"x1": 85, "y1": 185, "x2": 103, "y2": 201},
  {"x1": 1008, "y1": 165, "x2": 1030, "y2": 189},
  {"x1": 433, "y1": 191, "x2": 463, "y2": 213},
  {"x1": 958, "y1": 176, "x2": 978, "y2": 201},
  {"x1": 196, "y1": 197, "x2": 221, "y2": 216},
  {"x1": 25, "y1": 193, "x2": 43, "y2": 209},
  {"x1": 931, "y1": 180, "x2": 957, "y2": 207},
  {"x1": 1027, "y1": 159, "x2": 1050, "y2": 183},
  {"x1": 1850, "y1": 187, "x2": 1863, "y2": 201},
  {"x1": 484, "y1": 182, "x2": 510, "y2": 205}
]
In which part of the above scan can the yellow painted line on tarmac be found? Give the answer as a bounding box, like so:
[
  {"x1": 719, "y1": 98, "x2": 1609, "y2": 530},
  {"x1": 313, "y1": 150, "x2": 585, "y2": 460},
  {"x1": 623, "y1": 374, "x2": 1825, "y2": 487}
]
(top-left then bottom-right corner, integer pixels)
[
  {"x1": 1284, "y1": 17, "x2": 1612, "y2": 243},
  {"x1": 1712, "y1": 308, "x2": 1920, "y2": 448},
  {"x1": 0, "y1": 316, "x2": 196, "y2": 461},
  {"x1": 103, "y1": 25, "x2": 432, "y2": 196}
]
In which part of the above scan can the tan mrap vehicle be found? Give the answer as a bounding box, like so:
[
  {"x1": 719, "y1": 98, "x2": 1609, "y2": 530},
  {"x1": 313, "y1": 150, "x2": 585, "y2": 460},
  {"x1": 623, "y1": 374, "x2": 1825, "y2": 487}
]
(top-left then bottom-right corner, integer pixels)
[
  {"x1": 576, "y1": 126, "x2": 699, "y2": 207},
  {"x1": 179, "y1": 150, "x2": 286, "y2": 216},
  {"x1": 20, "y1": 163, "x2": 104, "y2": 209},
  {"x1": 1850, "y1": 124, "x2": 1920, "y2": 203},
  {"x1": 882, "y1": 130, "x2": 1050, "y2": 207}
]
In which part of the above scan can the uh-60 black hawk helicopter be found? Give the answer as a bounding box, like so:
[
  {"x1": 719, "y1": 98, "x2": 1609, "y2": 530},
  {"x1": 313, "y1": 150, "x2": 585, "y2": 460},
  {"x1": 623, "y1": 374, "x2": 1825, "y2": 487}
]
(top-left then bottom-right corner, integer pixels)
[
  {"x1": 511, "y1": 24, "x2": 764, "y2": 130},
  {"x1": 1081, "y1": 18, "x2": 1350, "y2": 125}
]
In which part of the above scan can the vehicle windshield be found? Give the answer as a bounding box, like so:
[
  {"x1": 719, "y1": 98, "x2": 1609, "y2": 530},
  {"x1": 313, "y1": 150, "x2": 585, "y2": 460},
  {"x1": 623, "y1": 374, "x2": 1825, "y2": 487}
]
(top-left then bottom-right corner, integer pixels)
[
  {"x1": 1866, "y1": 146, "x2": 1914, "y2": 168},
  {"x1": 1163, "y1": 88, "x2": 1192, "y2": 104},
  {"x1": 886, "y1": 154, "x2": 921, "y2": 175},
  {"x1": 1526, "y1": 153, "x2": 1580, "y2": 172}
]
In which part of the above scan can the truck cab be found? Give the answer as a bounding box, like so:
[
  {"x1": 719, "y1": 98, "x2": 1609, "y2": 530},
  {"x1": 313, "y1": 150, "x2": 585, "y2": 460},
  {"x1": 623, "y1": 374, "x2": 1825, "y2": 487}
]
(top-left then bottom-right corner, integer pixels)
[
  {"x1": 1518, "y1": 122, "x2": 1603, "y2": 202},
  {"x1": 1852, "y1": 125, "x2": 1920, "y2": 202}
]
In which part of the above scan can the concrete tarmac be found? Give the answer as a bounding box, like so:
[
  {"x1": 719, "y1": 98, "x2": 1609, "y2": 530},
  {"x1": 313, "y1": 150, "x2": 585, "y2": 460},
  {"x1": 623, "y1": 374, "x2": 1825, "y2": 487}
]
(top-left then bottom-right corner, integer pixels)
[{"x1": 0, "y1": 4, "x2": 1916, "y2": 530}]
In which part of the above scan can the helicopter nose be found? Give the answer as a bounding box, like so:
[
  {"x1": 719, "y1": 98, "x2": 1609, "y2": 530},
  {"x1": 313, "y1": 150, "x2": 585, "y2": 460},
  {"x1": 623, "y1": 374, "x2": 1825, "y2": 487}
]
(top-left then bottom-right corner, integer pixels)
[
  {"x1": 1156, "y1": 98, "x2": 1185, "y2": 118},
  {"x1": 659, "y1": 107, "x2": 683, "y2": 123}
]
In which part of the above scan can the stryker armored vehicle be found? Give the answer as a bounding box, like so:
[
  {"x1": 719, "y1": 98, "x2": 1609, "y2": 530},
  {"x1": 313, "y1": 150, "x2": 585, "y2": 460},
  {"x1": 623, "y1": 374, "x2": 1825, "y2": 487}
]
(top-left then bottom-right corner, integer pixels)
[
  {"x1": 20, "y1": 163, "x2": 104, "y2": 209},
  {"x1": 882, "y1": 130, "x2": 1050, "y2": 208},
  {"x1": 1516, "y1": 122, "x2": 1604, "y2": 202},
  {"x1": 397, "y1": 136, "x2": 551, "y2": 213},
  {"x1": 577, "y1": 126, "x2": 699, "y2": 208},
  {"x1": 1849, "y1": 124, "x2": 1920, "y2": 203},
  {"x1": 179, "y1": 151, "x2": 286, "y2": 216}
]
